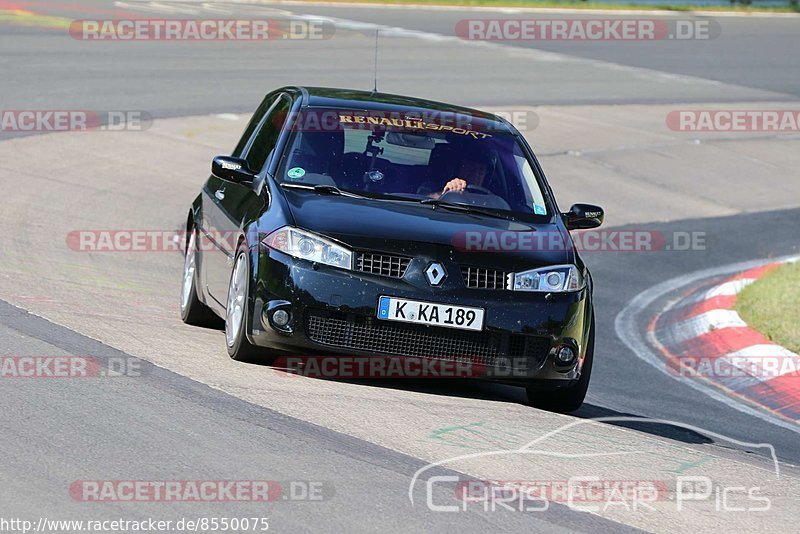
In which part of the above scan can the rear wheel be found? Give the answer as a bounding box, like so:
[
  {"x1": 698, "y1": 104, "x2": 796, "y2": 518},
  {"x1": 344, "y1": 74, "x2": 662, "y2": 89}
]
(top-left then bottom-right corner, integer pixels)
[
  {"x1": 180, "y1": 229, "x2": 220, "y2": 327},
  {"x1": 527, "y1": 312, "x2": 595, "y2": 413},
  {"x1": 225, "y1": 244, "x2": 264, "y2": 362}
]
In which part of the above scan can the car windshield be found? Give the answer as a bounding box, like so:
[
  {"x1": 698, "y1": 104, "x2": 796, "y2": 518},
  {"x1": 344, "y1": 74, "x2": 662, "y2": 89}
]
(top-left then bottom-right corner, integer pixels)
[{"x1": 275, "y1": 107, "x2": 549, "y2": 217}]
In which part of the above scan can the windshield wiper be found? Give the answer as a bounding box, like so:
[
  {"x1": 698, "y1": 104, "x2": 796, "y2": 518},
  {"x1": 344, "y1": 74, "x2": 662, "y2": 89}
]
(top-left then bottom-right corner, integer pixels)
[
  {"x1": 280, "y1": 182, "x2": 367, "y2": 199},
  {"x1": 280, "y1": 183, "x2": 516, "y2": 220},
  {"x1": 419, "y1": 198, "x2": 517, "y2": 221}
]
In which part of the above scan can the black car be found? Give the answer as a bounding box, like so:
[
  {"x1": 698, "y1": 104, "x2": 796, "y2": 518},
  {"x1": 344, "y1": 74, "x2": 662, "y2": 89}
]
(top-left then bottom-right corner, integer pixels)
[{"x1": 180, "y1": 86, "x2": 603, "y2": 412}]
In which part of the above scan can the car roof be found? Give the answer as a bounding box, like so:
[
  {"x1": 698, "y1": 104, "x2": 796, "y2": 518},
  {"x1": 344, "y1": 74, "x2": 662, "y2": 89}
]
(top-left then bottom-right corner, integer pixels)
[{"x1": 279, "y1": 86, "x2": 515, "y2": 133}]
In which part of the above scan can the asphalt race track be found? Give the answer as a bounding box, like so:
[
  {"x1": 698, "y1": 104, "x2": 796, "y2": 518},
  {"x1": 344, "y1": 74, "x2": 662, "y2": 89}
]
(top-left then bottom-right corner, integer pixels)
[{"x1": 1, "y1": 1, "x2": 799, "y2": 532}]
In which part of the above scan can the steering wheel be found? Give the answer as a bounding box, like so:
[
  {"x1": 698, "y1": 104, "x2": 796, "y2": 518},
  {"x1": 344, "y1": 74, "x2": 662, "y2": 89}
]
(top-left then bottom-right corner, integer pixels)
[{"x1": 464, "y1": 184, "x2": 493, "y2": 195}]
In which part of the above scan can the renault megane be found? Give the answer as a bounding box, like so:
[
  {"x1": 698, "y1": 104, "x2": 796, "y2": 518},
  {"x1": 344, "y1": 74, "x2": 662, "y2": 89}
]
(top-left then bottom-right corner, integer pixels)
[{"x1": 180, "y1": 86, "x2": 604, "y2": 412}]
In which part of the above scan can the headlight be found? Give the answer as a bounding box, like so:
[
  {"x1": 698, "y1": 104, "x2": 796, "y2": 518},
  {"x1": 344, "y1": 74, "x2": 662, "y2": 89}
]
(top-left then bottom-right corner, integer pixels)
[
  {"x1": 510, "y1": 264, "x2": 585, "y2": 292},
  {"x1": 262, "y1": 226, "x2": 353, "y2": 270}
]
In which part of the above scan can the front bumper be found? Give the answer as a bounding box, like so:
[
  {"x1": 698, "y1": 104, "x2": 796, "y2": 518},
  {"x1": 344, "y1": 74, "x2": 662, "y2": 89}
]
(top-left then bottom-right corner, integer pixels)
[{"x1": 248, "y1": 247, "x2": 592, "y2": 385}]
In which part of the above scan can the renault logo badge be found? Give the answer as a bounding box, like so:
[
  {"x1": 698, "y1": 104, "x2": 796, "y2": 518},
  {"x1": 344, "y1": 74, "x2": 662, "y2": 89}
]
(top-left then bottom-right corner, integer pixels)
[{"x1": 425, "y1": 262, "x2": 446, "y2": 286}]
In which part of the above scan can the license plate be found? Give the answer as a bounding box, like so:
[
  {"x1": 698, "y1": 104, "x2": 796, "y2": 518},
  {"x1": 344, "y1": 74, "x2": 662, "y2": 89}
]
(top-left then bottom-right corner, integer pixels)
[{"x1": 377, "y1": 296, "x2": 485, "y2": 332}]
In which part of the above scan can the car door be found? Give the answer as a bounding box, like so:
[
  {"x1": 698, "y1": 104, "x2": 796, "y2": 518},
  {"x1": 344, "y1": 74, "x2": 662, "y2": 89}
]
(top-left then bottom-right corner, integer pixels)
[{"x1": 203, "y1": 94, "x2": 292, "y2": 305}]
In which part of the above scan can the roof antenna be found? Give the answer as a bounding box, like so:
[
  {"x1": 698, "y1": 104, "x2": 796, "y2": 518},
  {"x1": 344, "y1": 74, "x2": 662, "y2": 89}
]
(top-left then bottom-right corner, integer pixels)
[{"x1": 371, "y1": 29, "x2": 379, "y2": 95}]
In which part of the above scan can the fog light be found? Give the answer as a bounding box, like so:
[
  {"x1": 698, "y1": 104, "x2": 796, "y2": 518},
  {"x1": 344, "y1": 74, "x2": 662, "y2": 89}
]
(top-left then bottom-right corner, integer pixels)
[
  {"x1": 273, "y1": 309, "x2": 290, "y2": 327},
  {"x1": 556, "y1": 346, "x2": 576, "y2": 364}
]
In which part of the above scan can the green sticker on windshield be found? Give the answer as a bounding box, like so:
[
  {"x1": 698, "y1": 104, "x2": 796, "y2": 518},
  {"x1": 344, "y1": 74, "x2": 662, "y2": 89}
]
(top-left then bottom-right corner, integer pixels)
[
  {"x1": 534, "y1": 204, "x2": 546, "y2": 215},
  {"x1": 287, "y1": 167, "x2": 306, "y2": 180}
]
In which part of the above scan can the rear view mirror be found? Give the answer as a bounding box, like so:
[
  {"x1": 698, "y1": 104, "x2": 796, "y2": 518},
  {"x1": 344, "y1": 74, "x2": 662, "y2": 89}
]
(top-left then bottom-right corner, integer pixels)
[
  {"x1": 564, "y1": 203, "x2": 604, "y2": 230},
  {"x1": 385, "y1": 132, "x2": 435, "y2": 149},
  {"x1": 211, "y1": 156, "x2": 257, "y2": 184}
]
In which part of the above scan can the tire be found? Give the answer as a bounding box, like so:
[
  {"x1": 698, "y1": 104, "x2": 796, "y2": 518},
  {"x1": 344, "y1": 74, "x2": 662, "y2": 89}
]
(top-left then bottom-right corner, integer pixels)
[
  {"x1": 180, "y1": 229, "x2": 221, "y2": 327},
  {"x1": 526, "y1": 311, "x2": 595, "y2": 413},
  {"x1": 225, "y1": 243, "x2": 264, "y2": 362}
]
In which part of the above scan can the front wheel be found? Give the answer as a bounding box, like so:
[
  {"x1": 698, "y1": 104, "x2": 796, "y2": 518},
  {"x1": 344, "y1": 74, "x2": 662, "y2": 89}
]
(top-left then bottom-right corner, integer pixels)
[
  {"x1": 225, "y1": 244, "x2": 264, "y2": 362},
  {"x1": 527, "y1": 312, "x2": 595, "y2": 413}
]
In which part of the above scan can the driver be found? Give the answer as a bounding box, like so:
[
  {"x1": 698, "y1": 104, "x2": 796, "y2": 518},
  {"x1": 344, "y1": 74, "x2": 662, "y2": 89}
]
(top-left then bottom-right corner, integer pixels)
[{"x1": 434, "y1": 158, "x2": 489, "y2": 198}]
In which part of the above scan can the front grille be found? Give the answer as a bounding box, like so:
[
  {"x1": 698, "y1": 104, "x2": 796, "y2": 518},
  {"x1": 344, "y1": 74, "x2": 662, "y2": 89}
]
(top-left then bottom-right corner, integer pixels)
[
  {"x1": 355, "y1": 252, "x2": 411, "y2": 279},
  {"x1": 461, "y1": 266, "x2": 510, "y2": 290},
  {"x1": 305, "y1": 311, "x2": 550, "y2": 371}
]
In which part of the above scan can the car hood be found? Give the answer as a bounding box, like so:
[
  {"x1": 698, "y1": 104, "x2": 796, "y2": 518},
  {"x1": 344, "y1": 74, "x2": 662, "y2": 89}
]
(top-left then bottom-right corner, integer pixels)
[{"x1": 279, "y1": 190, "x2": 573, "y2": 270}]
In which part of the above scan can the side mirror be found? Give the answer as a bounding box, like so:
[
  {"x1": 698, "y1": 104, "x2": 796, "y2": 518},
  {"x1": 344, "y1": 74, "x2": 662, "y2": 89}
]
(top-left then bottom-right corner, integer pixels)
[
  {"x1": 211, "y1": 156, "x2": 257, "y2": 184},
  {"x1": 564, "y1": 203, "x2": 604, "y2": 230}
]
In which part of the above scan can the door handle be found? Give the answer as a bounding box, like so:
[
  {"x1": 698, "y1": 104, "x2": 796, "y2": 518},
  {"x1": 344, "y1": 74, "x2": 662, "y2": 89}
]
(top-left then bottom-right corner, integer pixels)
[{"x1": 215, "y1": 189, "x2": 225, "y2": 201}]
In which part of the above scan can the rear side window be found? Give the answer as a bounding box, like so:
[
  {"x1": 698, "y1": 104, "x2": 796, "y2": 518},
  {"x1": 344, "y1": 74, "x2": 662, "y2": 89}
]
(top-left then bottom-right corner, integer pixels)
[{"x1": 242, "y1": 95, "x2": 291, "y2": 173}]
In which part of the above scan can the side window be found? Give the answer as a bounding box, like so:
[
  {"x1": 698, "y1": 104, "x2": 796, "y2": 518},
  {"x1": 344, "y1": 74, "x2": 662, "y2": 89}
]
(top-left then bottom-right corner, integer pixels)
[
  {"x1": 515, "y1": 153, "x2": 547, "y2": 214},
  {"x1": 232, "y1": 95, "x2": 276, "y2": 157},
  {"x1": 242, "y1": 95, "x2": 292, "y2": 173}
]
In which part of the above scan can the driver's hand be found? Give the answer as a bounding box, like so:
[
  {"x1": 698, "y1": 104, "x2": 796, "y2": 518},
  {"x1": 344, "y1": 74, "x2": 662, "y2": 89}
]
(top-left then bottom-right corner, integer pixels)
[{"x1": 442, "y1": 178, "x2": 467, "y2": 195}]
